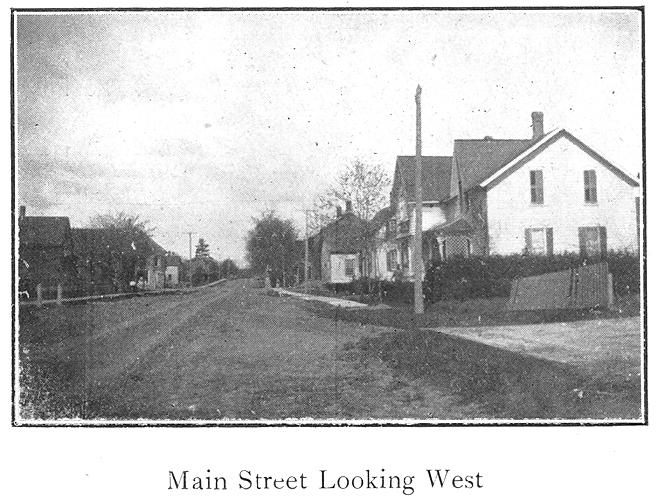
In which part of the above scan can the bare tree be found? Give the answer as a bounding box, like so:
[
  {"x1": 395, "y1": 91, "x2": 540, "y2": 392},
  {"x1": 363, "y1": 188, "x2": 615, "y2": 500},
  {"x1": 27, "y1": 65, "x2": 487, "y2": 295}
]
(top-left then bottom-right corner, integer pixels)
[{"x1": 308, "y1": 160, "x2": 391, "y2": 234}]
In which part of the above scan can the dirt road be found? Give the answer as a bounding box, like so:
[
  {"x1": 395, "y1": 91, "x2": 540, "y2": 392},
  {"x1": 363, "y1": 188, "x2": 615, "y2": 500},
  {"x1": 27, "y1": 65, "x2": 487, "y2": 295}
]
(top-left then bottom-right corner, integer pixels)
[{"x1": 19, "y1": 279, "x2": 479, "y2": 420}]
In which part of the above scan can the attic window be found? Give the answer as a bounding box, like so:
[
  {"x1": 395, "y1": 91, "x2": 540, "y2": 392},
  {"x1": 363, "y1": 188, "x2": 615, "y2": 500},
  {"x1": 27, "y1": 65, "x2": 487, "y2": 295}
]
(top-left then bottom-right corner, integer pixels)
[
  {"x1": 584, "y1": 170, "x2": 597, "y2": 203},
  {"x1": 530, "y1": 170, "x2": 544, "y2": 204}
]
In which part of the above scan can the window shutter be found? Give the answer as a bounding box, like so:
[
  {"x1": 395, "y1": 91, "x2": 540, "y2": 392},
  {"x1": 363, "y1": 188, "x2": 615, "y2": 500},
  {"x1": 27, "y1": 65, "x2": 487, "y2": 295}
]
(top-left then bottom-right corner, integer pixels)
[
  {"x1": 546, "y1": 227, "x2": 554, "y2": 256},
  {"x1": 599, "y1": 226, "x2": 607, "y2": 258},
  {"x1": 578, "y1": 227, "x2": 586, "y2": 257},
  {"x1": 524, "y1": 228, "x2": 531, "y2": 254}
]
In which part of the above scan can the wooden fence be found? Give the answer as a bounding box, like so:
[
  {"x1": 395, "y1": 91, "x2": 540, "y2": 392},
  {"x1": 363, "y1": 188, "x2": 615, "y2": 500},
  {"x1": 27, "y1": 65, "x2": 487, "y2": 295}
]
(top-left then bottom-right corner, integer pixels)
[
  {"x1": 19, "y1": 279, "x2": 227, "y2": 308},
  {"x1": 508, "y1": 262, "x2": 613, "y2": 311}
]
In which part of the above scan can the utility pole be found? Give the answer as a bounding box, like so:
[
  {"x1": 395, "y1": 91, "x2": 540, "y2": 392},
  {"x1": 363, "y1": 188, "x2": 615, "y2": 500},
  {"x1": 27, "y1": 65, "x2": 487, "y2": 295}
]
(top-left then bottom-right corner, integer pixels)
[
  {"x1": 184, "y1": 231, "x2": 197, "y2": 260},
  {"x1": 414, "y1": 85, "x2": 424, "y2": 314},
  {"x1": 304, "y1": 210, "x2": 310, "y2": 293}
]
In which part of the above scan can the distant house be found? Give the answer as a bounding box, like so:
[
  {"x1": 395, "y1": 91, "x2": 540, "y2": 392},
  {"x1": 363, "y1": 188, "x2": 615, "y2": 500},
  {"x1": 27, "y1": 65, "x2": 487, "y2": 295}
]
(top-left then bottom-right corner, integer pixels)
[
  {"x1": 165, "y1": 254, "x2": 182, "y2": 287},
  {"x1": 370, "y1": 112, "x2": 640, "y2": 280},
  {"x1": 18, "y1": 206, "x2": 76, "y2": 295},
  {"x1": 314, "y1": 201, "x2": 369, "y2": 284}
]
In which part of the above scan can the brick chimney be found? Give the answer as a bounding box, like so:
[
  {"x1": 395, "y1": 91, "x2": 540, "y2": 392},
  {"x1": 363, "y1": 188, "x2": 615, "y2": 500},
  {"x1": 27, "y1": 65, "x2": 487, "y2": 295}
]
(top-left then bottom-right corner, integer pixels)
[
  {"x1": 19, "y1": 205, "x2": 26, "y2": 219},
  {"x1": 345, "y1": 200, "x2": 352, "y2": 213},
  {"x1": 531, "y1": 112, "x2": 544, "y2": 140}
]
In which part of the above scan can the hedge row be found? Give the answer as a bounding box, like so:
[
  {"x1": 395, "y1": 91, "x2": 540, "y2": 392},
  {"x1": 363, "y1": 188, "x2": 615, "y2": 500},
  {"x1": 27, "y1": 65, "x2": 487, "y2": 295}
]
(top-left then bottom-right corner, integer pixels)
[{"x1": 423, "y1": 251, "x2": 640, "y2": 302}]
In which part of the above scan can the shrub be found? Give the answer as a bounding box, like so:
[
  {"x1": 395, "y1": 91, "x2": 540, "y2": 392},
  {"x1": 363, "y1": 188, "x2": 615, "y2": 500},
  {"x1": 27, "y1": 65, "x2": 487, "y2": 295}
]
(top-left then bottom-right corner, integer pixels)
[{"x1": 424, "y1": 251, "x2": 640, "y2": 302}]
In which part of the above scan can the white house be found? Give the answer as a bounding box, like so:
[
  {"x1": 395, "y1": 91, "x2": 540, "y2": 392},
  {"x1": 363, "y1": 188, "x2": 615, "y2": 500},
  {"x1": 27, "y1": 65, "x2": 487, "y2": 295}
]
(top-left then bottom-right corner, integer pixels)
[{"x1": 370, "y1": 112, "x2": 640, "y2": 280}]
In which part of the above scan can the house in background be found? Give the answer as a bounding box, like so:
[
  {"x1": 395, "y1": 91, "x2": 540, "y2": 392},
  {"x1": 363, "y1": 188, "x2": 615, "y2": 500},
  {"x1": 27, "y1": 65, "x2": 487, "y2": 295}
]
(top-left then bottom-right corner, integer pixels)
[
  {"x1": 145, "y1": 251, "x2": 167, "y2": 289},
  {"x1": 370, "y1": 112, "x2": 640, "y2": 280},
  {"x1": 314, "y1": 201, "x2": 369, "y2": 284},
  {"x1": 165, "y1": 254, "x2": 182, "y2": 287},
  {"x1": 18, "y1": 206, "x2": 76, "y2": 296}
]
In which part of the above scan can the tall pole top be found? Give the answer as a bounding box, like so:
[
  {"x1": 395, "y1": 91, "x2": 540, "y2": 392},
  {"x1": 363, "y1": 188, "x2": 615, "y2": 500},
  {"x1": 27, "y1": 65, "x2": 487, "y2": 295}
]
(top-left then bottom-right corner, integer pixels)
[{"x1": 415, "y1": 84, "x2": 422, "y2": 101}]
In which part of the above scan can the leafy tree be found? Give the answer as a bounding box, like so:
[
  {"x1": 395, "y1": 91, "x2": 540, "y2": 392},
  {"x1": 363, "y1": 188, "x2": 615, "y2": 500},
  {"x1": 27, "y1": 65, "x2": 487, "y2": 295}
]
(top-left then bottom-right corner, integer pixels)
[
  {"x1": 87, "y1": 211, "x2": 155, "y2": 291},
  {"x1": 245, "y1": 211, "x2": 299, "y2": 287},
  {"x1": 195, "y1": 238, "x2": 210, "y2": 258},
  {"x1": 220, "y1": 258, "x2": 239, "y2": 278}
]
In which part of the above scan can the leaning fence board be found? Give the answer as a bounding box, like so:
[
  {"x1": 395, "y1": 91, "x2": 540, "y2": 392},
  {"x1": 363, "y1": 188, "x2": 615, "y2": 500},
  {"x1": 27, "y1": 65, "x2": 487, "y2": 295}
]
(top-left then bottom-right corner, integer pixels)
[{"x1": 507, "y1": 262, "x2": 612, "y2": 311}]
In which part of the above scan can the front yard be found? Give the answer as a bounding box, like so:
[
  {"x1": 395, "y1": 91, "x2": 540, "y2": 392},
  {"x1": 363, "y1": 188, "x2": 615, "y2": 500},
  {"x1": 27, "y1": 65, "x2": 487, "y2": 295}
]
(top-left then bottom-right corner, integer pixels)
[{"x1": 301, "y1": 287, "x2": 641, "y2": 330}]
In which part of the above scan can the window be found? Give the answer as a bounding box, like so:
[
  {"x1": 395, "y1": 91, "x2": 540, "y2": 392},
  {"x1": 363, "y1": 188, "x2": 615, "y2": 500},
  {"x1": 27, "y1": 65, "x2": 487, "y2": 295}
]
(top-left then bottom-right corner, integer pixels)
[
  {"x1": 386, "y1": 250, "x2": 398, "y2": 271},
  {"x1": 525, "y1": 227, "x2": 554, "y2": 255},
  {"x1": 579, "y1": 226, "x2": 607, "y2": 257},
  {"x1": 584, "y1": 170, "x2": 597, "y2": 203},
  {"x1": 344, "y1": 258, "x2": 355, "y2": 277},
  {"x1": 401, "y1": 242, "x2": 409, "y2": 268},
  {"x1": 530, "y1": 170, "x2": 544, "y2": 204}
]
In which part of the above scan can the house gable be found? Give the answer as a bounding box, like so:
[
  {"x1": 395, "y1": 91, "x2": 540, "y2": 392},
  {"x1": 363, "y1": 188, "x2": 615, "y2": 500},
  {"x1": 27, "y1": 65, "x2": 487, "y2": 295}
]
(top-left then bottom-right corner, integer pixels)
[
  {"x1": 480, "y1": 129, "x2": 639, "y2": 190},
  {"x1": 485, "y1": 133, "x2": 639, "y2": 255}
]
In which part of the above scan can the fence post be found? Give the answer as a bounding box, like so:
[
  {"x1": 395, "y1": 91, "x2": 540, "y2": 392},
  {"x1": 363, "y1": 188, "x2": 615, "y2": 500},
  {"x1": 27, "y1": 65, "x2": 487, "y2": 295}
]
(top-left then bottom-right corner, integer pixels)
[
  {"x1": 36, "y1": 283, "x2": 43, "y2": 308},
  {"x1": 56, "y1": 283, "x2": 63, "y2": 306},
  {"x1": 607, "y1": 272, "x2": 614, "y2": 309}
]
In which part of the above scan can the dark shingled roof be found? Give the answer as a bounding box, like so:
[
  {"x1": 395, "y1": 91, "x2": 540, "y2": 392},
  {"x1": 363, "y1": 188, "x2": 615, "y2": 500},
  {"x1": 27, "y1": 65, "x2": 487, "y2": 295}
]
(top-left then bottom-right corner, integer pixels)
[
  {"x1": 320, "y1": 212, "x2": 369, "y2": 253},
  {"x1": 454, "y1": 138, "x2": 536, "y2": 192},
  {"x1": 394, "y1": 156, "x2": 453, "y2": 202},
  {"x1": 71, "y1": 228, "x2": 167, "y2": 257},
  {"x1": 368, "y1": 206, "x2": 392, "y2": 232},
  {"x1": 19, "y1": 216, "x2": 71, "y2": 247}
]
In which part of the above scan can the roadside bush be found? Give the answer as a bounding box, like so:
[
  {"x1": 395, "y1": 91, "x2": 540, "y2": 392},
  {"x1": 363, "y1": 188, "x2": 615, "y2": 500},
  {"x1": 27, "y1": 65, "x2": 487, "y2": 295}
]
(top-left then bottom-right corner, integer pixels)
[
  {"x1": 424, "y1": 250, "x2": 640, "y2": 302},
  {"x1": 380, "y1": 280, "x2": 414, "y2": 303}
]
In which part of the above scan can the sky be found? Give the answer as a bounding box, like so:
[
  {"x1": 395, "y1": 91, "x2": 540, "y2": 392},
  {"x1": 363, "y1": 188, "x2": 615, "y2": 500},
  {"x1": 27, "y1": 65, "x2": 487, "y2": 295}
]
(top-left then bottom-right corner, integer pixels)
[{"x1": 14, "y1": 9, "x2": 642, "y2": 264}]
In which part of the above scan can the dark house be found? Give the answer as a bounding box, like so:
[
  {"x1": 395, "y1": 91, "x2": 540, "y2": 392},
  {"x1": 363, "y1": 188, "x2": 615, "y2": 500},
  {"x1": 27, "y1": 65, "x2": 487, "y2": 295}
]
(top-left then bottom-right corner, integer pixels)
[
  {"x1": 71, "y1": 227, "x2": 167, "y2": 293},
  {"x1": 18, "y1": 206, "x2": 76, "y2": 296}
]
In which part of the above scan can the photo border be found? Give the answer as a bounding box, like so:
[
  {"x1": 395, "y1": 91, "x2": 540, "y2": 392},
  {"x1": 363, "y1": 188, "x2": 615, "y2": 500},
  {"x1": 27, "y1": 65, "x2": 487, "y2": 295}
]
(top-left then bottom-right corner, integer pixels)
[{"x1": 10, "y1": 5, "x2": 648, "y2": 428}]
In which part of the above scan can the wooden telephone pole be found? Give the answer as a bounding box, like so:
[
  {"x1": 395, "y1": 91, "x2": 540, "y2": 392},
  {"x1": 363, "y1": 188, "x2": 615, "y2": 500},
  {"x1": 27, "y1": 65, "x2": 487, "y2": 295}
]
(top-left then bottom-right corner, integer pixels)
[
  {"x1": 184, "y1": 231, "x2": 197, "y2": 260},
  {"x1": 414, "y1": 85, "x2": 424, "y2": 314}
]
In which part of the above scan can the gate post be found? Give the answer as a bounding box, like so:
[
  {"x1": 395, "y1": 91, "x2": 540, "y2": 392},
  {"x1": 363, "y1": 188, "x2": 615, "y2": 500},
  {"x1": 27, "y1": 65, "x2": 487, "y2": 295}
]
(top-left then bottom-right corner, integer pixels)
[
  {"x1": 36, "y1": 283, "x2": 43, "y2": 308},
  {"x1": 56, "y1": 283, "x2": 63, "y2": 306},
  {"x1": 606, "y1": 272, "x2": 614, "y2": 309}
]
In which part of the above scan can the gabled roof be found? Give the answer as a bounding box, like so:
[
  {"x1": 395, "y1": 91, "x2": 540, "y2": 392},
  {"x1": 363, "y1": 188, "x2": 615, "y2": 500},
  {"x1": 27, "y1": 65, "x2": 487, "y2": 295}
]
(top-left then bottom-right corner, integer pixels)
[
  {"x1": 479, "y1": 129, "x2": 640, "y2": 189},
  {"x1": 427, "y1": 217, "x2": 474, "y2": 235},
  {"x1": 71, "y1": 227, "x2": 167, "y2": 257},
  {"x1": 454, "y1": 138, "x2": 536, "y2": 192},
  {"x1": 320, "y1": 212, "x2": 369, "y2": 253},
  {"x1": 393, "y1": 156, "x2": 453, "y2": 202},
  {"x1": 19, "y1": 216, "x2": 71, "y2": 247},
  {"x1": 368, "y1": 206, "x2": 391, "y2": 232}
]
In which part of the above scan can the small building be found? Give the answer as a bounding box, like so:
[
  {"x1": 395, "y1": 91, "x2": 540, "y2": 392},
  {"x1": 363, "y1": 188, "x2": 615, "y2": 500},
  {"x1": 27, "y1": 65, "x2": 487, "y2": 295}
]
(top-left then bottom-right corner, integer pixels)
[
  {"x1": 145, "y1": 253, "x2": 167, "y2": 289},
  {"x1": 165, "y1": 254, "x2": 182, "y2": 287},
  {"x1": 315, "y1": 202, "x2": 369, "y2": 284}
]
